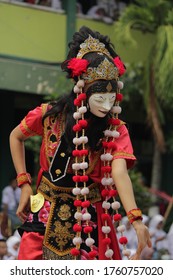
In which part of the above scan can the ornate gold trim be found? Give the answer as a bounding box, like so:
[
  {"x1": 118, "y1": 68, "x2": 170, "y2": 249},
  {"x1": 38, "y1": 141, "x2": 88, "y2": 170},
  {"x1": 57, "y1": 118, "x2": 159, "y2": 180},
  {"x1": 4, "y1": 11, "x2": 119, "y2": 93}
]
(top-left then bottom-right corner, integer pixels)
[
  {"x1": 77, "y1": 35, "x2": 112, "y2": 60},
  {"x1": 43, "y1": 245, "x2": 75, "y2": 260},
  {"x1": 82, "y1": 58, "x2": 118, "y2": 84},
  {"x1": 38, "y1": 175, "x2": 101, "y2": 204},
  {"x1": 21, "y1": 119, "x2": 36, "y2": 136},
  {"x1": 112, "y1": 151, "x2": 136, "y2": 159}
]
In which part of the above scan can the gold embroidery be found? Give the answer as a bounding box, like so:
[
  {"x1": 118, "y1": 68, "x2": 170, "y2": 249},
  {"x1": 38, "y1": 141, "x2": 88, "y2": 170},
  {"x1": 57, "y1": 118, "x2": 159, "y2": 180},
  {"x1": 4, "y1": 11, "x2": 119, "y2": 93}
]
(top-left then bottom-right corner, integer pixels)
[
  {"x1": 60, "y1": 153, "x2": 65, "y2": 157},
  {"x1": 55, "y1": 169, "x2": 62, "y2": 175},
  {"x1": 38, "y1": 174, "x2": 102, "y2": 258},
  {"x1": 43, "y1": 246, "x2": 76, "y2": 260},
  {"x1": 49, "y1": 221, "x2": 74, "y2": 251},
  {"x1": 106, "y1": 82, "x2": 113, "y2": 92},
  {"x1": 58, "y1": 204, "x2": 71, "y2": 220},
  {"x1": 38, "y1": 176, "x2": 101, "y2": 204},
  {"x1": 112, "y1": 151, "x2": 136, "y2": 159},
  {"x1": 21, "y1": 119, "x2": 36, "y2": 136},
  {"x1": 43, "y1": 198, "x2": 75, "y2": 257},
  {"x1": 30, "y1": 192, "x2": 45, "y2": 213},
  {"x1": 43, "y1": 108, "x2": 65, "y2": 165}
]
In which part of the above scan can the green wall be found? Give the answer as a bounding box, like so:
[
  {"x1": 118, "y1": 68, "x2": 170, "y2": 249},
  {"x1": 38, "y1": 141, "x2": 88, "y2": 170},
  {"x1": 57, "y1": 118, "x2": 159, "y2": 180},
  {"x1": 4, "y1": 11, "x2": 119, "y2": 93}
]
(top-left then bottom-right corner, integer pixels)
[
  {"x1": 0, "y1": 2, "x2": 66, "y2": 62},
  {"x1": 0, "y1": 2, "x2": 155, "y2": 64}
]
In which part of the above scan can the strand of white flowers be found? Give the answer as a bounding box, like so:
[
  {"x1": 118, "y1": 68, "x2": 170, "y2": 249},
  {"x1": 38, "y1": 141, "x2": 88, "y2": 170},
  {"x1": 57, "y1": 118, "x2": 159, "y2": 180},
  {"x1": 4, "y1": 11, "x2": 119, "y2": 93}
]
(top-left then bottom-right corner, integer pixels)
[
  {"x1": 72, "y1": 80, "x2": 95, "y2": 256},
  {"x1": 112, "y1": 80, "x2": 131, "y2": 259},
  {"x1": 100, "y1": 80, "x2": 130, "y2": 259},
  {"x1": 100, "y1": 115, "x2": 115, "y2": 259},
  {"x1": 72, "y1": 81, "x2": 82, "y2": 257}
]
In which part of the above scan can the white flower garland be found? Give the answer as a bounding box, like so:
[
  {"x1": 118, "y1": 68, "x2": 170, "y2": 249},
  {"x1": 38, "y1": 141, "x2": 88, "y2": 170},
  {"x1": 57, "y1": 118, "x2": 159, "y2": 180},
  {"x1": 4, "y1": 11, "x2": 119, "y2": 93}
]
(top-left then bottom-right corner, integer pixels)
[{"x1": 71, "y1": 79, "x2": 131, "y2": 260}]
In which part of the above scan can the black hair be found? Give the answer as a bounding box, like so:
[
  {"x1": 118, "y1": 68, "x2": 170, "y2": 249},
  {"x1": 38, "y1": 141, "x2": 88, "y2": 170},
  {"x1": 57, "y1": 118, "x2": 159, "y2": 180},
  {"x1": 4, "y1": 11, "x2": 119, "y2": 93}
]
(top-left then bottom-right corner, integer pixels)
[
  {"x1": 86, "y1": 80, "x2": 117, "y2": 95},
  {"x1": 67, "y1": 26, "x2": 117, "y2": 60},
  {"x1": 43, "y1": 93, "x2": 110, "y2": 153},
  {"x1": 61, "y1": 26, "x2": 118, "y2": 80}
]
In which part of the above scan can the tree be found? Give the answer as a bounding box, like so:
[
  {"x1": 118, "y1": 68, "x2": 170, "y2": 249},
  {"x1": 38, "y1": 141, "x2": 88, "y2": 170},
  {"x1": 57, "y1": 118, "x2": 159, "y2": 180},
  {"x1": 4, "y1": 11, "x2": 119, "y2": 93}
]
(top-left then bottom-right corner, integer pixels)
[{"x1": 115, "y1": 0, "x2": 173, "y2": 191}]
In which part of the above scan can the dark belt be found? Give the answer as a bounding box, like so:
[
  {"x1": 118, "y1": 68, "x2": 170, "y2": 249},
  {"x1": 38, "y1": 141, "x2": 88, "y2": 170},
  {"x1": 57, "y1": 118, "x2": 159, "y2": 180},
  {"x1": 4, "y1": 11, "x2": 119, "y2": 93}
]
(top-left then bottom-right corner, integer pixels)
[{"x1": 37, "y1": 175, "x2": 101, "y2": 259}]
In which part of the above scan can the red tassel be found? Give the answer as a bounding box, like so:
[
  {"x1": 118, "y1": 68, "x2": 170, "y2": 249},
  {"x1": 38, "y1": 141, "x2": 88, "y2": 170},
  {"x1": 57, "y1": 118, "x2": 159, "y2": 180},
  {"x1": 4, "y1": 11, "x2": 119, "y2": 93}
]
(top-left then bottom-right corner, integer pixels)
[
  {"x1": 116, "y1": 93, "x2": 123, "y2": 101},
  {"x1": 88, "y1": 250, "x2": 98, "y2": 258},
  {"x1": 72, "y1": 175, "x2": 81, "y2": 182},
  {"x1": 73, "y1": 223, "x2": 82, "y2": 232},
  {"x1": 67, "y1": 58, "x2": 89, "y2": 77},
  {"x1": 102, "y1": 237, "x2": 111, "y2": 246},
  {"x1": 73, "y1": 124, "x2": 82, "y2": 132},
  {"x1": 113, "y1": 57, "x2": 126, "y2": 76},
  {"x1": 113, "y1": 213, "x2": 122, "y2": 221},
  {"x1": 78, "y1": 119, "x2": 88, "y2": 128},
  {"x1": 72, "y1": 150, "x2": 81, "y2": 157},
  {"x1": 107, "y1": 142, "x2": 117, "y2": 150},
  {"x1": 72, "y1": 149, "x2": 88, "y2": 157},
  {"x1": 78, "y1": 93, "x2": 87, "y2": 100},
  {"x1": 74, "y1": 98, "x2": 82, "y2": 107},
  {"x1": 81, "y1": 200, "x2": 90, "y2": 208},
  {"x1": 119, "y1": 236, "x2": 128, "y2": 245},
  {"x1": 74, "y1": 200, "x2": 82, "y2": 207},
  {"x1": 109, "y1": 189, "x2": 118, "y2": 197},
  {"x1": 101, "y1": 213, "x2": 110, "y2": 221},
  {"x1": 80, "y1": 149, "x2": 89, "y2": 156},
  {"x1": 108, "y1": 118, "x2": 121, "y2": 126},
  {"x1": 101, "y1": 166, "x2": 112, "y2": 173},
  {"x1": 83, "y1": 226, "x2": 93, "y2": 234},
  {"x1": 80, "y1": 175, "x2": 89, "y2": 182},
  {"x1": 101, "y1": 189, "x2": 109, "y2": 198},
  {"x1": 70, "y1": 248, "x2": 80, "y2": 256}
]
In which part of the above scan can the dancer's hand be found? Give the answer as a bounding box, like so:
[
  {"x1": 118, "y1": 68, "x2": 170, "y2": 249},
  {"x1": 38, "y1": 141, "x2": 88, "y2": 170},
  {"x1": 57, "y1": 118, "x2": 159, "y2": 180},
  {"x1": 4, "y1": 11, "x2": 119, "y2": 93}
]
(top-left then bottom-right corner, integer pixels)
[
  {"x1": 130, "y1": 220, "x2": 152, "y2": 260},
  {"x1": 16, "y1": 184, "x2": 33, "y2": 222}
]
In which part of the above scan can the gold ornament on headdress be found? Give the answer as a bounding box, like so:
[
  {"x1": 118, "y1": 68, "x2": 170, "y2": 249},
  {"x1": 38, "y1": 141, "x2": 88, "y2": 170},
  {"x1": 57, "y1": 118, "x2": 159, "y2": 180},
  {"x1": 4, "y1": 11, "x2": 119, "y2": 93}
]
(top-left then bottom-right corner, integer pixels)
[
  {"x1": 81, "y1": 58, "x2": 119, "y2": 84},
  {"x1": 76, "y1": 35, "x2": 118, "y2": 84},
  {"x1": 77, "y1": 35, "x2": 113, "y2": 59}
]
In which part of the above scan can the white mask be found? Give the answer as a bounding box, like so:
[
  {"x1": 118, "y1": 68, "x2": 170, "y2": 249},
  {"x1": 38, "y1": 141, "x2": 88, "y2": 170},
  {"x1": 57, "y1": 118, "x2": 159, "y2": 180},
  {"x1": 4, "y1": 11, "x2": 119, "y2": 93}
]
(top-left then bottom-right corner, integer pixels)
[{"x1": 88, "y1": 93, "x2": 116, "y2": 117}]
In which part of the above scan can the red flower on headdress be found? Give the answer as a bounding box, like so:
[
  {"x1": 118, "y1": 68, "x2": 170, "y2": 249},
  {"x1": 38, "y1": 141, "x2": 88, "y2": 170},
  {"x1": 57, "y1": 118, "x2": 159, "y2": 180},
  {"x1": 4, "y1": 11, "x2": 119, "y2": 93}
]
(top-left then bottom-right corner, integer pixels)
[
  {"x1": 67, "y1": 58, "x2": 89, "y2": 77},
  {"x1": 113, "y1": 56, "x2": 126, "y2": 76}
]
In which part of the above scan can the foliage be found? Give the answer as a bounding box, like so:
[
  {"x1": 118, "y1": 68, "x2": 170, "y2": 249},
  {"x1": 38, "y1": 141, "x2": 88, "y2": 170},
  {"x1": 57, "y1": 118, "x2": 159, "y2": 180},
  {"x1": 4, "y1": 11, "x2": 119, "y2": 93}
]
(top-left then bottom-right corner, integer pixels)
[
  {"x1": 129, "y1": 169, "x2": 153, "y2": 214},
  {"x1": 154, "y1": 25, "x2": 173, "y2": 106},
  {"x1": 115, "y1": 0, "x2": 173, "y2": 40},
  {"x1": 166, "y1": 131, "x2": 173, "y2": 152},
  {"x1": 44, "y1": 72, "x2": 73, "y2": 102},
  {"x1": 116, "y1": 168, "x2": 153, "y2": 217},
  {"x1": 24, "y1": 136, "x2": 41, "y2": 192},
  {"x1": 122, "y1": 61, "x2": 145, "y2": 101},
  {"x1": 115, "y1": 0, "x2": 173, "y2": 107},
  {"x1": 25, "y1": 136, "x2": 41, "y2": 165},
  {"x1": 114, "y1": 0, "x2": 173, "y2": 193}
]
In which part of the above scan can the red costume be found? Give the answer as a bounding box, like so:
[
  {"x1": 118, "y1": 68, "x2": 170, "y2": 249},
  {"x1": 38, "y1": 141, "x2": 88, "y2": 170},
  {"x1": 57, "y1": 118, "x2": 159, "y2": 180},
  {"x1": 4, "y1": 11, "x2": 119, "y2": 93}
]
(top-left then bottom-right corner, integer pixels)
[{"x1": 18, "y1": 104, "x2": 136, "y2": 260}]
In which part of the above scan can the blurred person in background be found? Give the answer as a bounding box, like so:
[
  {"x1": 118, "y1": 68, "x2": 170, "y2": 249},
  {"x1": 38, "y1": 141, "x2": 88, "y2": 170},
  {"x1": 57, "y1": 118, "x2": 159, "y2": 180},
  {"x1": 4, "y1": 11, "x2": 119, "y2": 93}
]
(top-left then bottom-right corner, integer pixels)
[
  {"x1": 0, "y1": 239, "x2": 14, "y2": 260},
  {"x1": 167, "y1": 222, "x2": 173, "y2": 259},
  {"x1": 1, "y1": 177, "x2": 22, "y2": 235},
  {"x1": 6, "y1": 235, "x2": 21, "y2": 260},
  {"x1": 149, "y1": 214, "x2": 169, "y2": 259}
]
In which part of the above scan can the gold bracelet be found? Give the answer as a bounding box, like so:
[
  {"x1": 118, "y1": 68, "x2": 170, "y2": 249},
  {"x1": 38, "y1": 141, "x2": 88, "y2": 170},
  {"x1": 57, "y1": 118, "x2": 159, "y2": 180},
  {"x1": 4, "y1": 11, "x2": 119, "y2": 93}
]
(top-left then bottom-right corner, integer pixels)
[
  {"x1": 127, "y1": 208, "x2": 143, "y2": 224},
  {"x1": 16, "y1": 172, "x2": 32, "y2": 188}
]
